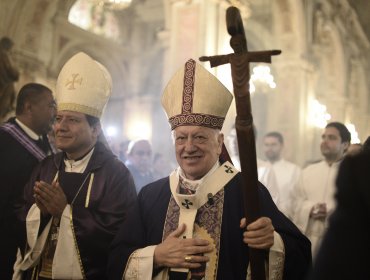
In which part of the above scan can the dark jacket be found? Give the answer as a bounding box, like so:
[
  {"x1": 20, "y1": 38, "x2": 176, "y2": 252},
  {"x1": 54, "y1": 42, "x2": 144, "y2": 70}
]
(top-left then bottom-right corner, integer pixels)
[
  {"x1": 0, "y1": 117, "x2": 51, "y2": 280},
  {"x1": 18, "y1": 141, "x2": 137, "y2": 280}
]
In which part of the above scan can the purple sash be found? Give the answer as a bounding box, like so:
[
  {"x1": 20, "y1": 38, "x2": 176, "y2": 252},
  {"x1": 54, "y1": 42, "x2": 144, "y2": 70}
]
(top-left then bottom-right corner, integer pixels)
[{"x1": 0, "y1": 123, "x2": 47, "y2": 161}]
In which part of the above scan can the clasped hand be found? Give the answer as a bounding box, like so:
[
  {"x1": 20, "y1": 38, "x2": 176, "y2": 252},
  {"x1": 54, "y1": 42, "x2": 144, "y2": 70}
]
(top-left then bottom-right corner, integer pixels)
[
  {"x1": 310, "y1": 203, "x2": 327, "y2": 219},
  {"x1": 154, "y1": 224, "x2": 213, "y2": 269},
  {"x1": 33, "y1": 181, "x2": 67, "y2": 218},
  {"x1": 154, "y1": 217, "x2": 274, "y2": 270}
]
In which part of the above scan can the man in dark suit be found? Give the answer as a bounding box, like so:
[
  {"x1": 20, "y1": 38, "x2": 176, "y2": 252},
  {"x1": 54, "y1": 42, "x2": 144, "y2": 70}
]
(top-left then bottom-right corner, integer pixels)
[
  {"x1": 0, "y1": 83, "x2": 56, "y2": 279},
  {"x1": 309, "y1": 148, "x2": 370, "y2": 279}
]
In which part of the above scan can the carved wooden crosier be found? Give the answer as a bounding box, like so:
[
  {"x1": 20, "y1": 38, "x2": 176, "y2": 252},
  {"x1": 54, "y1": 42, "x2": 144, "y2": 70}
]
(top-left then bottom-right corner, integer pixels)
[{"x1": 200, "y1": 6, "x2": 281, "y2": 280}]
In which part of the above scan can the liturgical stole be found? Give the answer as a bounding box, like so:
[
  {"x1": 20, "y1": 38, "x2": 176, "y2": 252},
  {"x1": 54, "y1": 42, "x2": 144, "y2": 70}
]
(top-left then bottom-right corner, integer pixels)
[{"x1": 162, "y1": 161, "x2": 238, "y2": 279}]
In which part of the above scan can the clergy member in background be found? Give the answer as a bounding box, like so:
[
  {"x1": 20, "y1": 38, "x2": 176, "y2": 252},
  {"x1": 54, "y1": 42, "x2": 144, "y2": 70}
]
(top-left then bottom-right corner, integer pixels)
[
  {"x1": 108, "y1": 59, "x2": 311, "y2": 280},
  {"x1": 13, "y1": 52, "x2": 136, "y2": 279},
  {"x1": 292, "y1": 122, "x2": 350, "y2": 256},
  {"x1": 309, "y1": 148, "x2": 370, "y2": 279},
  {"x1": 261, "y1": 131, "x2": 301, "y2": 219},
  {"x1": 0, "y1": 83, "x2": 55, "y2": 280},
  {"x1": 125, "y1": 139, "x2": 154, "y2": 193}
]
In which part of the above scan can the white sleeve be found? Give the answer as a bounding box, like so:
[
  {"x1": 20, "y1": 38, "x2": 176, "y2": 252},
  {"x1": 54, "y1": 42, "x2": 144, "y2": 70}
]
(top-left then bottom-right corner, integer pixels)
[
  {"x1": 16, "y1": 204, "x2": 51, "y2": 271},
  {"x1": 123, "y1": 245, "x2": 158, "y2": 280},
  {"x1": 246, "y1": 232, "x2": 285, "y2": 280}
]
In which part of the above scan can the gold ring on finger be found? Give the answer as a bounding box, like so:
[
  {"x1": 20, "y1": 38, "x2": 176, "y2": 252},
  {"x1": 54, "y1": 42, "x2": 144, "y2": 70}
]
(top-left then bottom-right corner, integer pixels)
[{"x1": 184, "y1": 255, "x2": 192, "y2": 262}]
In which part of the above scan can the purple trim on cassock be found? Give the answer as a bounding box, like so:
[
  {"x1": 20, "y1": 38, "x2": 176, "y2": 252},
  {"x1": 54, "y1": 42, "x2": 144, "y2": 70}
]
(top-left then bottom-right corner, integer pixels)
[{"x1": 0, "y1": 123, "x2": 46, "y2": 161}]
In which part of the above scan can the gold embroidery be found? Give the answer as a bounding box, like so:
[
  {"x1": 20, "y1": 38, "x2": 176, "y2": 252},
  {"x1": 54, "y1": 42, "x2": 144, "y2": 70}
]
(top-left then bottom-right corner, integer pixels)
[
  {"x1": 193, "y1": 225, "x2": 217, "y2": 279},
  {"x1": 70, "y1": 206, "x2": 86, "y2": 279},
  {"x1": 31, "y1": 266, "x2": 37, "y2": 280},
  {"x1": 85, "y1": 173, "x2": 94, "y2": 208},
  {"x1": 163, "y1": 190, "x2": 225, "y2": 279},
  {"x1": 123, "y1": 250, "x2": 140, "y2": 279},
  {"x1": 52, "y1": 171, "x2": 59, "y2": 183},
  {"x1": 65, "y1": 73, "x2": 83, "y2": 90},
  {"x1": 38, "y1": 217, "x2": 60, "y2": 278},
  {"x1": 57, "y1": 103, "x2": 101, "y2": 118}
]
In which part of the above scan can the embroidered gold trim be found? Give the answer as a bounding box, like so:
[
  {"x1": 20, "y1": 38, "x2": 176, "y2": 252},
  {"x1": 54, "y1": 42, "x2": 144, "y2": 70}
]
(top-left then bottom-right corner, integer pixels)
[
  {"x1": 31, "y1": 266, "x2": 37, "y2": 280},
  {"x1": 85, "y1": 173, "x2": 94, "y2": 208},
  {"x1": 53, "y1": 171, "x2": 59, "y2": 183},
  {"x1": 169, "y1": 113, "x2": 225, "y2": 130},
  {"x1": 194, "y1": 224, "x2": 217, "y2": 279},
  {"x1": 122, "y1": 250, "x2": 140, "y2": 279},
  {"x1": 58, "y1": 103, "x2": 101, "y2": 118},
  {"x1": 69, "y1": 206, "x2": 86, "y2": 279}
]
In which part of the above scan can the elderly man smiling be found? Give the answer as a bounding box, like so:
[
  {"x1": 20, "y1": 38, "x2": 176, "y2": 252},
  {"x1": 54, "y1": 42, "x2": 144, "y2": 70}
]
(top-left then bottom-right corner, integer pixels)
[{"x1": 108, "y1": 59, "x2": 311, "y2": 280}]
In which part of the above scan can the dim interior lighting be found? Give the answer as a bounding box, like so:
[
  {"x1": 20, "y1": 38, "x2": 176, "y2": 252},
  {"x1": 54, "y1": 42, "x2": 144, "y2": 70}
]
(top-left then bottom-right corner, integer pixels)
[
  {"x1": 345, "y1": 123, "x2": 361, "y2": 144},
  {"x1": 106, "y1": 126, "x2": 118, "y2": 137},
  {"x1": 249, "y1": 65, "x2": 276, "y2": 94},
  {"x1": 309, "y1": 99, "x2": 331, "y2": 128}
]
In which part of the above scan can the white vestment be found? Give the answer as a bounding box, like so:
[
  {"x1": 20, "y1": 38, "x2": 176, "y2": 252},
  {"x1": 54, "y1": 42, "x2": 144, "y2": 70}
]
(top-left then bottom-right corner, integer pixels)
[
  {"x1": 124, "y1": 162, "x2": 285, "y2": 280},
  {"x1": 291, "y1": 160, "x2": 340, "y2": 256},
  {"x1": 266, "y1": 159, "x2": 301, "y2": 218}
]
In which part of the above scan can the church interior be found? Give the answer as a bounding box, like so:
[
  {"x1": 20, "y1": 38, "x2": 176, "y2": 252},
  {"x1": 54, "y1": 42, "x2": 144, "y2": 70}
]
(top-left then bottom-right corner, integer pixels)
[{"x1": 1, "y1": 0, "x2": 369, "y2": 167}]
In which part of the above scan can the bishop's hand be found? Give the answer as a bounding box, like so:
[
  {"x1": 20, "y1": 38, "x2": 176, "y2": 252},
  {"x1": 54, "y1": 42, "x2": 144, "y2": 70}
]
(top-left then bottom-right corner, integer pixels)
[
  {"x1": 240, "y1": 217, "x2": 275, "y2": 250},
  {"x1": 34, "y1": 180, "x2": 67, "y2": 218},
  {"x1": 153, "y1": 223, "x2": 213, "y2": 269}
]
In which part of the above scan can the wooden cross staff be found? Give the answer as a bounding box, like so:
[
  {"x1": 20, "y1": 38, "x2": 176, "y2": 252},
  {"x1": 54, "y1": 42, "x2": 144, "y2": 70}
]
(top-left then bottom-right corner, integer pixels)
[{"x1": 200, "y1": 6, "x2": 281, "y2": 280}]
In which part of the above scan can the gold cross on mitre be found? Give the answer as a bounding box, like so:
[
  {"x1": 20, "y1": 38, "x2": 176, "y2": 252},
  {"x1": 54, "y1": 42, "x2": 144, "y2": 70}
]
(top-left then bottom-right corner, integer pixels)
[{"x1": 65, "y1": 73, "x2": 83, "y2": 90}]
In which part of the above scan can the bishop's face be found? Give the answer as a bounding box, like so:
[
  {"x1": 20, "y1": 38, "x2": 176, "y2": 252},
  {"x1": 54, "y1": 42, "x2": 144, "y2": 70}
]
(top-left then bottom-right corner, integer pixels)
[
  {"x1": 54, "y1": 111, "x2": 99, "y2": 159},
  {"x1": 173, "y1": 126, "x2": 223, "y2": 180}
]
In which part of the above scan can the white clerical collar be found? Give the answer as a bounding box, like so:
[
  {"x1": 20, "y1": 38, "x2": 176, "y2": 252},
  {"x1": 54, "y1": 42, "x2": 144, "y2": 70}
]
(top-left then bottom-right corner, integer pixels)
[
  {"x1": 64, "y1": 148, "x2": 95, "y2": 173},
  {"x1": 177, "y1": 160, "x2": 220, "y2": 191},
  {"x1": 15, "y1": 118, "x2": 39, "y2": 140}
]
